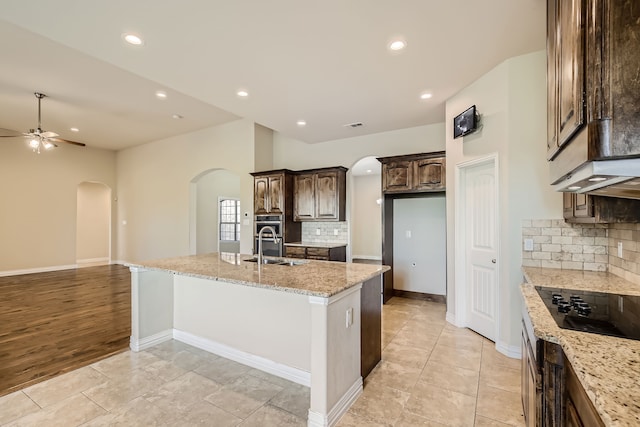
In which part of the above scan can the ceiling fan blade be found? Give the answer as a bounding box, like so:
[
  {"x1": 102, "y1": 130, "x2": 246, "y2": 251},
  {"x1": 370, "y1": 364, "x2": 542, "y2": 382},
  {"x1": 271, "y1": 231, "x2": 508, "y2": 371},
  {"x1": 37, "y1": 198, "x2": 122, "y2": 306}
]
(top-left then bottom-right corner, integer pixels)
[
  {"x1": 47, "y1": 137, "x2": 86, "y2": 147},
  {"x1": 0, "y1": 127, "x2": 24, "y2": 137},
  {"x1": 40, "y1": 131, "x2": 59, "y2": 138}
]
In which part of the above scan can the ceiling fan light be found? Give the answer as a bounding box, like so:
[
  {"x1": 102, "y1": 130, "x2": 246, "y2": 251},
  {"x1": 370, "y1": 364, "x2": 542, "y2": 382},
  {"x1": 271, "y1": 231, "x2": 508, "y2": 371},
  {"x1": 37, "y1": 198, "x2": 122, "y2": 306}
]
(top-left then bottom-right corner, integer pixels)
[
  {"x1": 29, "y1": 139, "x2": 39, "y2": 149},
  {"x1": 43, "y1": 141, "x2": 55, "y2": 150}
]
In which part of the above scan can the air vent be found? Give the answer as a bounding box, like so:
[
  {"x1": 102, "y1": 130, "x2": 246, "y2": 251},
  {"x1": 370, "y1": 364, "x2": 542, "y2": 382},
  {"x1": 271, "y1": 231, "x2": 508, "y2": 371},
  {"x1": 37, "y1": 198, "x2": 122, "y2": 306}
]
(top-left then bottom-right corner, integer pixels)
[{"x1": 344, "y1": 122, "x2": 363, "y2": 128}]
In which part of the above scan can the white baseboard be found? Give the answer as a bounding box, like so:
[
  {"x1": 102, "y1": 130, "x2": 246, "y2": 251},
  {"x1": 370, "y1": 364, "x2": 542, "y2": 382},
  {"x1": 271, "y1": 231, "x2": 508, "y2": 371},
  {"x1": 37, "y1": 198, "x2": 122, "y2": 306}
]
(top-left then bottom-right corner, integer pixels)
[
  {"x1": 130, "y1": 329, "x2": 173, "y2": 352},
  {"x1": 0, "y1": 264, "x2": 78, "y2": 277},
  {"x1": 496, "y1": 340, "x2": 522, "y2": 359},
  {"x1": 308, "y1": 377, "x2": 363, "y2": 427},
  {"x1": 173, "y1": 329, "x2": 311, "y2": 387},
  {"x1": 0, "y1": 260, "x2": 127, "y2": 277},
  {"x1": 446, "y1": 311, "x2": 464, "y2": 327},
  {"x1": 76, "y1": 257, "x2": 110, "y2": 267}
]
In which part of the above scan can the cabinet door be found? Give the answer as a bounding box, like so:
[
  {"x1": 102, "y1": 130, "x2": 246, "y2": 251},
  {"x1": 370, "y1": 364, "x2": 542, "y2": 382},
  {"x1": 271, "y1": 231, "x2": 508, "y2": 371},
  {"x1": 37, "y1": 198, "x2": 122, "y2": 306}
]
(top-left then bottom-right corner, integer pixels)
[
  {"x1": 557, "y1": 0, "x2": 585, "y2": 148},
  {"x1": 316, "y1": 171, "x2": 339, "y2": 220},
  {"x1": 382, "y1": 161, "x2": 413, "y2": 193},
  {"x1": 565, "y1": 398, "x2": 584, "y2": 427},
  {"x1": 268, "y1": 175, "x2": 284, "y2": 214},
  {"x1": 294, "y1": 174, "x2": 315, "y2": 221},
  {"x1": 306, "y1": 247, "x2": 330, "y2": 260},
  {"x1": 285, "y1": 246, "x2": 306, "y2": 259},
  {"x1": 547, "y1": 0, "x2": 560, "y2": 158},
  {"x1": 574, "y1": 193, "x2": 592, "y2": 218},
  {"x1": 254, "y1": 177, "x2": 269, "y2": 215},
  {"x1": 413, "y1": 157, "x2": 445, "y2": 191}
]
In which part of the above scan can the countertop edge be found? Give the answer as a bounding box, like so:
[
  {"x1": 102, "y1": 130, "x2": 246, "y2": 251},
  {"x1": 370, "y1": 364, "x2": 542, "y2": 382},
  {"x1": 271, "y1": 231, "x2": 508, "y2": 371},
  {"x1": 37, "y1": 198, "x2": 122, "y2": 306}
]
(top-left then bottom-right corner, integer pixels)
[
  {"x1": 521, "y1": 267, "x2": 640, "y2": 427},
  {"x1": 125, "y1": 259, "x2": 390, "y2": 299}
]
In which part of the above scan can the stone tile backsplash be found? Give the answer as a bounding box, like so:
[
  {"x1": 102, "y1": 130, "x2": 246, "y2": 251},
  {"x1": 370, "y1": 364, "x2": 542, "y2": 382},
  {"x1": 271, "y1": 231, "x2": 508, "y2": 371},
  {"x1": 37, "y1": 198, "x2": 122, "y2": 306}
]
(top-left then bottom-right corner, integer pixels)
[
  {"x1": 522, "y1": 220, "x2": 640, "y2": 286},
  {"x1": 522, "y1": 220, "x2": 608, "y2": 272},
  {"x1": 608, "y1": 223, "x2": 640, "y2": 286},
  {"x1": 301, "y1": 221, "x2": 348, "y2": 244}
]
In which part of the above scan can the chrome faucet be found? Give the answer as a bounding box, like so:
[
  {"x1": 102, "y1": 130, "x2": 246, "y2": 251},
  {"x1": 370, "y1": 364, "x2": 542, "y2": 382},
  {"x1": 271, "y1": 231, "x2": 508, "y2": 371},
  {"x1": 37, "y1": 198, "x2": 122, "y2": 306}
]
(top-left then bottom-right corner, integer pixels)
[{"x1": 257, "y1": 226, "x2": 280, "y2": 265}]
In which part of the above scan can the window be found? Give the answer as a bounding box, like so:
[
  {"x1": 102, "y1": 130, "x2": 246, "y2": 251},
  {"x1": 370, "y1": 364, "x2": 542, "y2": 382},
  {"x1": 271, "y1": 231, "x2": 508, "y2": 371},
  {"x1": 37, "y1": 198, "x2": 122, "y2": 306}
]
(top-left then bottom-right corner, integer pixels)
[{"x1": 219, "y1": 199, "x2": 240, "y2": 241}]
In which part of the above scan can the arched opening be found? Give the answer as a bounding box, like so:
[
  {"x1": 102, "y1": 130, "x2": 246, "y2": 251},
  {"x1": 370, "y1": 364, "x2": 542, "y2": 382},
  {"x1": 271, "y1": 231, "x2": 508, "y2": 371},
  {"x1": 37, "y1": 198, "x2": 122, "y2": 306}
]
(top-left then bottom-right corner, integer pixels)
[
  {"x1": 348, "y1": 156, "x2": 382, "y2": 263},
  {"x1": 76, "y1": 181, "x2": 111, "y2": 266},
  {"x1": 189, "y1": 169, "x2": 241, "y2": 255}
]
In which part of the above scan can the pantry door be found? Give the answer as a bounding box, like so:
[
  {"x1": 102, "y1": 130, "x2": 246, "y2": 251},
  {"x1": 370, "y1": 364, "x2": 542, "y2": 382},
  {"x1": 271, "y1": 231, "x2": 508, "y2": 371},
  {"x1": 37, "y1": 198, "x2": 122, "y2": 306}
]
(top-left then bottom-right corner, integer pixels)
[{"x1": 457, "y1": 156, "x2": 499, "y2": 341}]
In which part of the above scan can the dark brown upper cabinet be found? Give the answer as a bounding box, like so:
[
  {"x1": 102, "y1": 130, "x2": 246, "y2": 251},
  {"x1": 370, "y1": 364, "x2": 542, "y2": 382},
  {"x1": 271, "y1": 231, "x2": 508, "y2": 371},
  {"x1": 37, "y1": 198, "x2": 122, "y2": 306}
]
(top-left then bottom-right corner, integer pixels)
[
  {"x1": 293, "y1": 167, "x2": 347, "y2": 222},
  {"x1": 251, "y1": 170, "x2": 295, "y2": 215},
  {"x1": 547, "y1": 0, "x2": 585, "y2": 159},
  {"x1": 547, "y1": 0, "x2": 640, "y2": 167},
  {"x1": 563, "y1": 192, "x2": 640, "y2": 223},
  {"x1": 378, "y1": 152, "x2": 446, "y2": 194}
]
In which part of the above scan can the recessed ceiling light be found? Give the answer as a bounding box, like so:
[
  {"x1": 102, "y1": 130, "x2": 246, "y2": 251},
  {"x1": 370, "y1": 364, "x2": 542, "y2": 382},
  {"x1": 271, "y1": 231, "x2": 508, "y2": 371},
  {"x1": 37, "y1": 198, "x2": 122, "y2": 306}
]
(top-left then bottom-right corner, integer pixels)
[
  {"x1": 296, "y1": 120, "x2": 307, "y2": 127},
  {"x1": 70, "y1": 127, "x2": 79, "y2": 132},
  {"x1": 420, "y1": 93, "x2": 433, "y2": 100},
  {"x1": 389, "y1": 39, "x2": 406, "y2": 51},
  {"x1": 588, "y1": 177, "x2": 607, "y2": 182},
  {"x1": 122, "y1": 33, "x2": 143, "y2": 46},
  {"x1": 567, "y1": 186, "x2": 582, "y2": 191},
  {"x1": 172, "y1": 114, "x2": 183, "y2": 119},
  {"x1": 155, "y1": 90, "x2": 167, "y2": 99},
  {"x1": 366, "y1": 169, "x2": 372, "y2": 174},
  {"x1": 237, "y1": 90, "x2": 249, "y2": 98}
]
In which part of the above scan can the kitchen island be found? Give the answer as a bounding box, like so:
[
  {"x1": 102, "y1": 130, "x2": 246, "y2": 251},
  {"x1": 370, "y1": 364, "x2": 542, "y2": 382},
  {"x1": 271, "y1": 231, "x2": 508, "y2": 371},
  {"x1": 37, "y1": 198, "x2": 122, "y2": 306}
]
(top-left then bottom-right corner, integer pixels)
[
  {"x1": 126, "y1": 253, "x2": 389, "y2": 427},
  {"x1": 521, "y1": 267, "x2": 640, "y2": 426}
]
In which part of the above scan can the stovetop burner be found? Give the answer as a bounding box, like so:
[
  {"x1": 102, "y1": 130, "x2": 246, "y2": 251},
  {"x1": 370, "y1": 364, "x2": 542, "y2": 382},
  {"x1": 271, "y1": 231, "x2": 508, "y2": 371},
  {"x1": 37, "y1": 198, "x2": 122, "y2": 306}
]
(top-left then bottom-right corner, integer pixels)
[{"x1": 535, "y1": 286, "x2": 640, "y2": 341}]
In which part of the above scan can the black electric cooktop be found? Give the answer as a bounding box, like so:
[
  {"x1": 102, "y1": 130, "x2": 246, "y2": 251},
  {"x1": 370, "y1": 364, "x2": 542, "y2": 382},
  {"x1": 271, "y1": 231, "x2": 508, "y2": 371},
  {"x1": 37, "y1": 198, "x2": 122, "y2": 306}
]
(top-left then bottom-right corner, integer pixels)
[{"x1": 535, "y1": 286, "x2": 640, "y2": 341}]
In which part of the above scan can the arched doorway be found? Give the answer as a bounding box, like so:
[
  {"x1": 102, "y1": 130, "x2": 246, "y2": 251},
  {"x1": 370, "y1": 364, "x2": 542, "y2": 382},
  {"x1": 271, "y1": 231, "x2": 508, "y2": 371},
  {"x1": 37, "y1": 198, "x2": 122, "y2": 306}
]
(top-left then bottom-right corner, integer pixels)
[
  {"x1": 76, "y1": 182, "x2": 111, "y2": 266},
  {"x1": 349, "y1": 156, "x2": 382, "y2": 263},
  {"x1": 189, "y1": 169, "x2": 241, "y2": 255}
]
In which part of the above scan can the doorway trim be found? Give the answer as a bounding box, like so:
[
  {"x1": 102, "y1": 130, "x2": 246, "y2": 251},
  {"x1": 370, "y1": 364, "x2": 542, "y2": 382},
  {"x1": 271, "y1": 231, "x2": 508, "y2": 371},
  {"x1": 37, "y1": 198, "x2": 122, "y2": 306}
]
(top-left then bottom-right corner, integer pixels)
[{"x1": 453, "y1": 153, "x2": 500, "y2": 340}]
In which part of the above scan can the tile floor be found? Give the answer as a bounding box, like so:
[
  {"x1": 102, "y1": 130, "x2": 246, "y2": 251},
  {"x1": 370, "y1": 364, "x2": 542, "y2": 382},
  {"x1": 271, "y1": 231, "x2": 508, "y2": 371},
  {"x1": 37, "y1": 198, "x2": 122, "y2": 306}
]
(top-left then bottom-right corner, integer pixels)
[{"x1": 0, "y1": 297, "x2": 524, "y2": 426}]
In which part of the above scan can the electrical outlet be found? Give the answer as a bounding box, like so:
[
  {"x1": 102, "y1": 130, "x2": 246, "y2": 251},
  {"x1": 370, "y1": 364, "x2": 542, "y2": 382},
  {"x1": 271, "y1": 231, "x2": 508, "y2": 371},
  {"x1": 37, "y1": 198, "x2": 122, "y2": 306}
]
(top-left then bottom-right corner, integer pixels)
[
  {"x1": 316, "y1": 228, "x2": 321, "y2": 236},
  {"x1": 406, "y1": 230, "x2": 412, "y2": 238},
  {"x1": 618, "y1": 241, "x2": 623, "y2": 258},
  {"x1": 524, "y1": 238, "x2": 534, "y2": 251},
  {"x1": 334, "y1": 229, "x2": 339, "y2": 236},
  {"x1": 345, "y1": 307, "x2": 353, "y2": 328}
]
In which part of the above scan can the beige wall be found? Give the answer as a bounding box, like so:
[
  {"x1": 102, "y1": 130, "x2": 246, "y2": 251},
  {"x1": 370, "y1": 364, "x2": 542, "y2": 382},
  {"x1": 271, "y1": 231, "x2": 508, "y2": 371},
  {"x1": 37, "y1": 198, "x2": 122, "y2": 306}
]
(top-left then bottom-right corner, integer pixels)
[
  {"x1": 195, "y1": 169, "x2": 241, "y2": 254},
  {"x1": 0, "y1": 141, "x2": 116, "y2": 273},
  {"x1": 116, "y1": 119, "x2": 257, "y2": 263},
  {"x1": 445, "y1": 50, "x2": 562, "y2": 353},
  {"x1": 351, "y1": 174, "x2": 382, "y2": 259},
  {"x1": 273, "y1": 123, "x2": 445, "y2": 171},
  {"x1": 76, "y1": 182, "x2": 111, "y2": 263}
]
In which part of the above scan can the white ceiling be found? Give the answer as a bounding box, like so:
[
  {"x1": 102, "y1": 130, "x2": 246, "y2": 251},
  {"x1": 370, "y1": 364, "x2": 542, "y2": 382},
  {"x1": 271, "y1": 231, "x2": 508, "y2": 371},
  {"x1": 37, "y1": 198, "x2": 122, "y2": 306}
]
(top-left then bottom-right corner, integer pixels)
[{"x1": 0, "y1": 1, "x2": 545, "y2": 151}]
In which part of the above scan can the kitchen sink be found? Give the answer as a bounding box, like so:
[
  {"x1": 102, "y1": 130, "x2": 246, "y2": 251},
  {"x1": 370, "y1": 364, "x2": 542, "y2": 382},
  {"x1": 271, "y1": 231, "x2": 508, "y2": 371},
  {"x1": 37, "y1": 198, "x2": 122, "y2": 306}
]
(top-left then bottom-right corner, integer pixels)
[{"x1": 244, "y1": 257, "x2": 306, "y2": 266}]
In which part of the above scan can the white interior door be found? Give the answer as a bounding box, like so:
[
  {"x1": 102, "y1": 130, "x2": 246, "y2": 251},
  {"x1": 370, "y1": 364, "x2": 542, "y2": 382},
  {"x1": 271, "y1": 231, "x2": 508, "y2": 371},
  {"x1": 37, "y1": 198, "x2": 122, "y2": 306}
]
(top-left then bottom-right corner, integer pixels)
[{"x1": 464, "y1": 160, "x2": 498, "y2": 340}]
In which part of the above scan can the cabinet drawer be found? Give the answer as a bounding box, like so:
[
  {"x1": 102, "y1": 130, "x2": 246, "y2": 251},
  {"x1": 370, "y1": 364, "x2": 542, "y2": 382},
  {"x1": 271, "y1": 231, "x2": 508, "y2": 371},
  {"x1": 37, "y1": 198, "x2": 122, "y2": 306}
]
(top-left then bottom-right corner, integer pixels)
[
  {"x1": 285, "y1": 246, "x2": 306, "y2": 258},
  {"x1": 306, "y1": 248, "x2": 329, "y2": 259}
]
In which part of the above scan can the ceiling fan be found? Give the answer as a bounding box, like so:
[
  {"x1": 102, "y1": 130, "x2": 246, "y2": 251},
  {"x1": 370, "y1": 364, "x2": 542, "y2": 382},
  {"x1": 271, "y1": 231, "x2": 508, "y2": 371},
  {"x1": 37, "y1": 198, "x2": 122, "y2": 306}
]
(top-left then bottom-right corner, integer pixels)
[{"x1": 0, "y1": 92, "x2": 86, "y2": 153}]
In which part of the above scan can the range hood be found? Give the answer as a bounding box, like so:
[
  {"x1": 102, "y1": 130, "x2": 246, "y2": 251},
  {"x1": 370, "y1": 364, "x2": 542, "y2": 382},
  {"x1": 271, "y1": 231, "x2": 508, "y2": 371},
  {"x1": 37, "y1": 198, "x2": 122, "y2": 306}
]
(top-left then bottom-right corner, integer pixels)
[{"x1": 551, "y1": 158, "x2": 640, "y2": 200}]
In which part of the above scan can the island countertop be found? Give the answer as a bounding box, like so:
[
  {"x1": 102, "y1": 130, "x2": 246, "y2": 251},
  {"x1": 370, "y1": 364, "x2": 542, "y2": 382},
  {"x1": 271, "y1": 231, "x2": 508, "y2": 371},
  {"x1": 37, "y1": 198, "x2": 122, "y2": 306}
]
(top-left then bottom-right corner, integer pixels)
[
  {"x1": 522, "y1": 267, "x2": 640, "y2": 427},
  {"x1": 127, "y1": 253, "x2": 389, "y2": 298}
]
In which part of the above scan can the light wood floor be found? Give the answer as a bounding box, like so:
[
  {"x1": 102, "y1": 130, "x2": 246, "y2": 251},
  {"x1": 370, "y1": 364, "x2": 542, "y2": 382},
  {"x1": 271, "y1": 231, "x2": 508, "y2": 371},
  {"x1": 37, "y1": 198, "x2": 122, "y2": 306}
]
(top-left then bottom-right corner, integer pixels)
[{"x1": 0, "y1": 264, "x2": 131, "y2": 397}]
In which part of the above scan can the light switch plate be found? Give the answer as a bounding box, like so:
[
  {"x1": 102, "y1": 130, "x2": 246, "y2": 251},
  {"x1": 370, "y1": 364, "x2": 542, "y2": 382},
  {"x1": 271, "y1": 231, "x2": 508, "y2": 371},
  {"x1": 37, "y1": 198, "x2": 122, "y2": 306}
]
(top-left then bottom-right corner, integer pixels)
[
  {"x1": 618, "y1": 241, "x2": 623, "y2": 257},
  {"x1": 524, "y1": 238, "x2": 534, "y2": 251}
]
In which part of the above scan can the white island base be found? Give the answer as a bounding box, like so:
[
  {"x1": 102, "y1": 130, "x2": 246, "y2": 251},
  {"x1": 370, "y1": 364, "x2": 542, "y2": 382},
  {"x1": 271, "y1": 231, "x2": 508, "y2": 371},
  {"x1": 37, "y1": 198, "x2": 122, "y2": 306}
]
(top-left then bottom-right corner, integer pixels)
[{"x1": 129, "y1": 267, "x2": 364, "y2": 427}]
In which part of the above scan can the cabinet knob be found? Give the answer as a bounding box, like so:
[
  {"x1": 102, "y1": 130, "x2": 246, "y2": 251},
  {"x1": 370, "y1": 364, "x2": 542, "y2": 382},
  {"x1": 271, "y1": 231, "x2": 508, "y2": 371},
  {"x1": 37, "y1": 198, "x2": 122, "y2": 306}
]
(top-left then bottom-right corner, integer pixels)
[{"x1": 491, "y1": 259, "x2": 496, "y2": 264}]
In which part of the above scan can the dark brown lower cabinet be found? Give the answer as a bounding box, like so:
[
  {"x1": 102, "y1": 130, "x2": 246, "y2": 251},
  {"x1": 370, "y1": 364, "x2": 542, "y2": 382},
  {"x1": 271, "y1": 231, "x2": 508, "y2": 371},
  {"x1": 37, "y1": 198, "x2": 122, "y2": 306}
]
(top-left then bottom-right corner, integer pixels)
[
  {"x1": 284, "y1": 245, "x2": 346, "y2": 262},
  {"x1": 524, "y1": 338, "x2": 605, "y2": 426},
  {"x1": 565, "y1": 357, "x2": 604, "y2": 427},
  {"x1": 360, "y1": 276, "x2": 382, "y2": 378}
]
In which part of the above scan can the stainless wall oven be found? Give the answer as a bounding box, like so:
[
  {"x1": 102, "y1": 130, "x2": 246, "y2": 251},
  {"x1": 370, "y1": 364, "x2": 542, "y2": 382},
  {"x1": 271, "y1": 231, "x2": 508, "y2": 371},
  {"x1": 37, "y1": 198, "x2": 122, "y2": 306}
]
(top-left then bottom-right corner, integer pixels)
[{"x1": 254, "y1": 215, "x2": 283, "y2": 256}]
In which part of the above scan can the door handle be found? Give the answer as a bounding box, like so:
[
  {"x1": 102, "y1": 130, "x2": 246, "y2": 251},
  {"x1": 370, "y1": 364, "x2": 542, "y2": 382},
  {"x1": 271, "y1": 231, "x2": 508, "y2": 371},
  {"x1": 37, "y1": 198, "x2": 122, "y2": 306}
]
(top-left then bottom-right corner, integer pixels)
[{"x1": 491, "y1": 259, "x2": 496, "y2": 264}]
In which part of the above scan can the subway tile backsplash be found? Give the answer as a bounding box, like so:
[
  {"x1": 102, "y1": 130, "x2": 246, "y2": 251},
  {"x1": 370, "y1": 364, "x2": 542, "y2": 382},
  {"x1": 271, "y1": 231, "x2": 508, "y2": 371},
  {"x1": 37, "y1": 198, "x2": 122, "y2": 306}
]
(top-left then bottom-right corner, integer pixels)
[
  {"x1": 301, "y1": 221, "x2": 348, "y2": 244},
  {"x1": 522, "y1": 220, "x2": 640, "y2": 286}
]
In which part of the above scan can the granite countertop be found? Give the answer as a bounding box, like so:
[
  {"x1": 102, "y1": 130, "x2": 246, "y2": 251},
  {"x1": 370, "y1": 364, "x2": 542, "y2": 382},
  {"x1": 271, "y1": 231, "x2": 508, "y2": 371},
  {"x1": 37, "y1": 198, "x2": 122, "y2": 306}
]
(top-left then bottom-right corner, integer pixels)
[
  {"x1": 283, "y1": 241, "x2": 347, "y2": 248},
  {"x1": 127, "y1": 253, "x2": 388, "y2": 298},
  {"x1": 522, "y1": 267, "x2": 640, "y2": 427}
]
